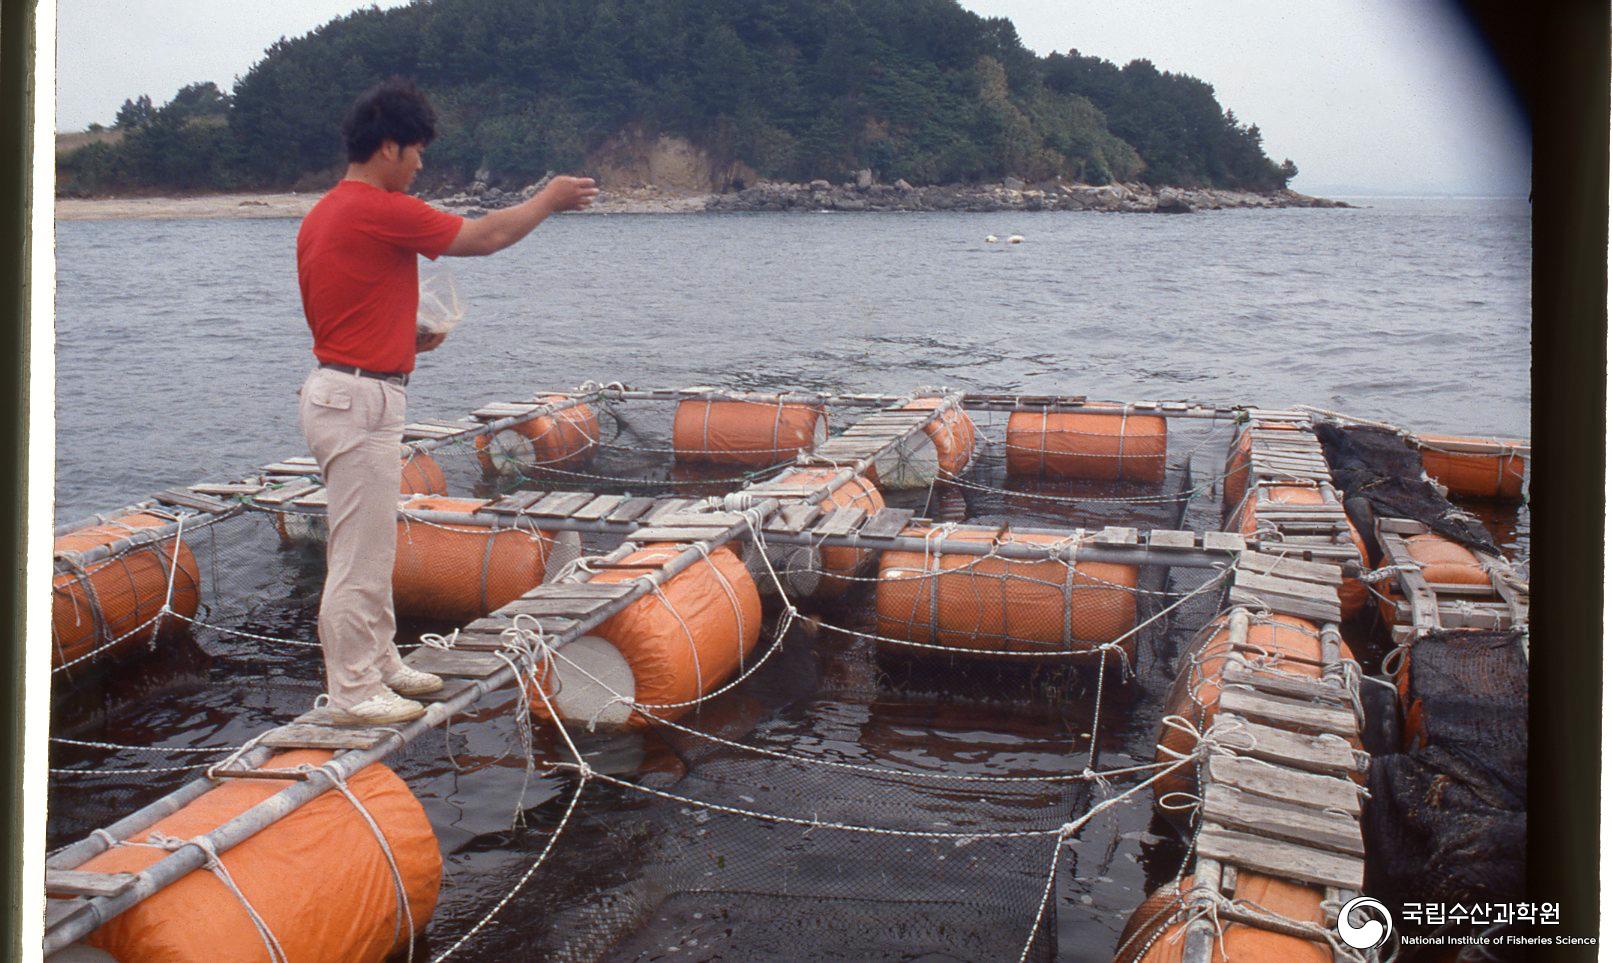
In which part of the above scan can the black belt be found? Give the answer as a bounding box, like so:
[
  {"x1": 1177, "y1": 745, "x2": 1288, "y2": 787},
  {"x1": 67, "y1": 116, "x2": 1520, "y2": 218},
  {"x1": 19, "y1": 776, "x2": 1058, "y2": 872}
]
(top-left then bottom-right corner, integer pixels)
[{"x1": 319, "y1": 362, "x2": 409, "y2": 386}]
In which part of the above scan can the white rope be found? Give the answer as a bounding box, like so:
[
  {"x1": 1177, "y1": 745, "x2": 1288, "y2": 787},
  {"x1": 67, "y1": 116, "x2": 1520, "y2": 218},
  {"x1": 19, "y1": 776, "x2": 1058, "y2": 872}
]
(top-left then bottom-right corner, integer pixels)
[
  {"x1": 308, "y1": 762, "x2": 416, "y2": 963},
  {"x1": 122, "y1": 832, "x2": 289, "y2": 963}
]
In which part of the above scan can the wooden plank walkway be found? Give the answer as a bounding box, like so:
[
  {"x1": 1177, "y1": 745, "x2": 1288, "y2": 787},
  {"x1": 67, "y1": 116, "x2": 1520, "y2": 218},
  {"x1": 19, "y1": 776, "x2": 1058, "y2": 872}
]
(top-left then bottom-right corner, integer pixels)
[{"x1": 42, "y1": 390, "x2": 986, "y2": 952}]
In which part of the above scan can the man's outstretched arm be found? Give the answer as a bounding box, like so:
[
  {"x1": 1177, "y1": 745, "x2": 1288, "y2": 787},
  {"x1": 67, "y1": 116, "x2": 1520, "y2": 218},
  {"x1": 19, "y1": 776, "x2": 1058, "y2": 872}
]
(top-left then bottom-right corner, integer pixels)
[{"x1": 444, "y1": 176, "x2": 599, "y2": 257}]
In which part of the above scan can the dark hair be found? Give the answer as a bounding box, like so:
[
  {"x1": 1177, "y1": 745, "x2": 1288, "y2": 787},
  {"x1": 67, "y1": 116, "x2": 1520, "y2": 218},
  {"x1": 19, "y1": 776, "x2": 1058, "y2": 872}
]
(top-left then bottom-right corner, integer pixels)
[{"x1": 341, "y1": 77, "x2": 437, "y2": 163}]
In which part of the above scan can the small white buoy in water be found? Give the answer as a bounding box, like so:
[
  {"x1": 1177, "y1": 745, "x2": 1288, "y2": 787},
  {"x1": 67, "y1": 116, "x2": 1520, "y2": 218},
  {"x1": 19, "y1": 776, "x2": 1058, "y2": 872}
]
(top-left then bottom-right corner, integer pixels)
[
  {"x1": 985, "y1": 234, "x2": 998, "y2": 243},
  {"x1": 1007, "y1": 234, "x2": 1024, "y2": 244}
]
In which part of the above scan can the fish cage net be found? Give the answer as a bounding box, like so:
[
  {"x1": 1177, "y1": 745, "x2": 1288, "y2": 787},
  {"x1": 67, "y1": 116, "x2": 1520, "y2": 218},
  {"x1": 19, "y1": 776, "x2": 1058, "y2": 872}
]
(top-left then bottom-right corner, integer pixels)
[{"x1": 49, "y1": 398, "x2": 1245, "y2": 961}]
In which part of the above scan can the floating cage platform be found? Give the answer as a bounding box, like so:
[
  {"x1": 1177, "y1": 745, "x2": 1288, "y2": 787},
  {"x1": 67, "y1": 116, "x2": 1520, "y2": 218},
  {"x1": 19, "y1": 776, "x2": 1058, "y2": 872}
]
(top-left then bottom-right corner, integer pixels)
[{"x1": 44, "y1": 384, "x2": 1530, "y2": 962}]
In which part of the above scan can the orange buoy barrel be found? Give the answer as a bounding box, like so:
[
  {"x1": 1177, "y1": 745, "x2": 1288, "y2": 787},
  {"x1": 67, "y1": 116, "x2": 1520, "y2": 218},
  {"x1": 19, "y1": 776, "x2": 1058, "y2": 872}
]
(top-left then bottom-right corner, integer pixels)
[
  {"x1": 393, "y1": 496, "x2": 575, "y2": 621},
  {"x1": 874, "y1": 528, "x2": 1138, "y2": 656},
  {"x1": 672, "y1": 398, "x2": 826, "y2": 468},
  {"x1": 1152, "y1": 613, "x2": 1357, "y2": 811},
  {"x1": 1416, "y1": 433, "x2": 1527, "y2": 500},
  {"x1": 743, "y1": 468, "x2": 885, "y2": 599},
  {"x1": 869, "y1": 399, "x2": 976, "y2": 489},
  {"x1": 1221, "y1": 420, "x2": 1299, "y2": 518},
  {"x1": 276, "y1": 450, "x2": 449, "y2": 546},
  {"x1": 1005, "y1": 409, "x2": 1167, "y2": 484},
  {"x1": 1376, "y1": 533, "x2": 1491, "y2": 638},
  {"x1": 53, "y1": 512, "x2": 201, "y2": 669},
  {"x1": 79, "y1": 749, "x2": 440, "y2": 963},
  {"x1": 535, "y1": 542, "x2": 763, "y2": 728},
  {"x1": 474, "y1": 397, "x2": 600, "y2": 479},
  {"x1": 1116, "y1": 873, "x2": 1332, "y2": 963},
  {"x1": 1237, "y1": 485, "x2": 1369, "y2": 619}
]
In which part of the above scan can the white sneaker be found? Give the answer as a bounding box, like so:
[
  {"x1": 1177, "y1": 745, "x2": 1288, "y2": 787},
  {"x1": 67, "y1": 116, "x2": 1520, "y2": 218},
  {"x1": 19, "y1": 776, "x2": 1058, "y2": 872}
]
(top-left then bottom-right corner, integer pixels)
[
  {"x1": 329, "y1": 690, "x2": 426, "y2": 725},
  {"x1": 384, "y1": 665, "x2": 445, "y2": 696}
]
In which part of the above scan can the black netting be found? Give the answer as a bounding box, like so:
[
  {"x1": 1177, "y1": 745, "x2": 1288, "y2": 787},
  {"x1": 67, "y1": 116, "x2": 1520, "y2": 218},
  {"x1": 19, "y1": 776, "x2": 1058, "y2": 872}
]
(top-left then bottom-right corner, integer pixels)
[
  {"x1": 1314, "y1": 423, "x2": 1497, "y2": 556},
  {"x1": 1364, "y1": 629, "x2": 1526, "y2": 916}
]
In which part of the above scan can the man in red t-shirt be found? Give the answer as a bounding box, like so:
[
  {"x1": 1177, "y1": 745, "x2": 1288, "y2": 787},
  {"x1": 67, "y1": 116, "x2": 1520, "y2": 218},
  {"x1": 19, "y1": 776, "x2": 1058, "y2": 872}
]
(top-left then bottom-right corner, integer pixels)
[{"x1": 297, "y1": 78, "x2": 597, "y2": 724}]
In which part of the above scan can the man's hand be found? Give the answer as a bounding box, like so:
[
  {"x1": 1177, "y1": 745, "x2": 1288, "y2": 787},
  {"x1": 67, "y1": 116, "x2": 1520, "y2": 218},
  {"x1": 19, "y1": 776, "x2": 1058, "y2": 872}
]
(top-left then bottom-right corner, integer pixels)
[
  {"x1": 539, "y1": 176, "x2": 599, "y2": 214},
  {"x1": 444, "y1": 175, "x2": 601, "y2": 257},
  {"x1": 416, "y1": 329, "x2": 447, "y2": 353}
]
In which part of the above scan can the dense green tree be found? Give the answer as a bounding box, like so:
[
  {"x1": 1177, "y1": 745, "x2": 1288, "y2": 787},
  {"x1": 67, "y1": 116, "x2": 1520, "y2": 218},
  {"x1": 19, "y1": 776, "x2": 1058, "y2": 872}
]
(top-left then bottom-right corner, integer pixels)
[{"x1": 61, "y1": 0, "x2": 1297, "y2": 193}]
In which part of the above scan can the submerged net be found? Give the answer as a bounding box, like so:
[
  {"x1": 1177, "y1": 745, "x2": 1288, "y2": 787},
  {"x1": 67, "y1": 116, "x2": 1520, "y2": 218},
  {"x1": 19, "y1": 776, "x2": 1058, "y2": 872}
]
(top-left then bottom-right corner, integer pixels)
[
  {"x1": 48, "y1": 398, "x2": 1242, "y2": 961},
  {"x1": 1313, "y1": 423, "x2": 1497, "y2": 556},
  {"x1": 1364, "y1": 629, "x2": 1527, "y2": 920}
]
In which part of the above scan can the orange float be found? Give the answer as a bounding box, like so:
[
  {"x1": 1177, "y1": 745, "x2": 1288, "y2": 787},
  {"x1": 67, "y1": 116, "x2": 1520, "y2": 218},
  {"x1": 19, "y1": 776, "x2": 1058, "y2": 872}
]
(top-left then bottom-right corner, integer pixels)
[
  {"x1": 399, "y1": 449, "x2": 448, "y2": 496},
  {"x1": 1376, "y1": 533, "x2": 1491, "y2": 637},
  {"x1": 1222, "y1": 421, "x2": 1300, "y2": 518},
  {"x1": 749, "y1": 468, "x2": 884, "y2": 600},
  {"x1": 474, "y1": 397, "x2": 600, "y2": 478},
  {"x1": 276, "y1": 450, "x2": 449, "y2": 546},
  {"x1": 1115, "y1": 872, "x2": 1331, "y2": 963},
  {"x1": 1153, "y1": 613, "x2": 1357, "y2": 808},
  {"x1": 534, "y1": 542, "x2": 763, "y2": 728},
  {"x1": 864, "y1": 400, "x2": 977, "y2": 489},
  {"x1": 80, "y1": 749, "x2": 439, "y2": 963},
  {"x1": 393, "y1": 496, "x2": 572, "y2": 621},
  {"x1": 672, "y1": 398, "x2": 826, "y2": 467},
  {"x1": 53, "y1": 512, "x2": 201, "y2": 669},
  {"x1": 1005, "y1": 409, "x2": 1167, "y2": 484},
  {"x1": 1237, "y1": 485, "x2": 1369, "y2": 619},
  {"x1": 875, "y1": 528, "x2": 1138, "y2": 655},
  {"x1": 1417, "y1": 433, "x2": 1527, "y2": 500}
]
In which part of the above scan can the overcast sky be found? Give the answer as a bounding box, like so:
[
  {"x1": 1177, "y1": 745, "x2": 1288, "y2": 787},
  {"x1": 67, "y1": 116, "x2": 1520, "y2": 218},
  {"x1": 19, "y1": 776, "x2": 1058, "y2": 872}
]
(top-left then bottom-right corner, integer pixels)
[{"x1": 54, "y1": 0, "x2": 1529, "y2": 196}]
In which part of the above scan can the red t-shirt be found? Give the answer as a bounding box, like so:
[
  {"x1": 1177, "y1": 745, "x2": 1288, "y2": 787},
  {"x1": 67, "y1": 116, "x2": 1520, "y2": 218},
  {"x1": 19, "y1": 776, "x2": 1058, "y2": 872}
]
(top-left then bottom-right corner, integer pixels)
[{"x1": 297, "y1": 180, "x2": 465, "y2": 374}]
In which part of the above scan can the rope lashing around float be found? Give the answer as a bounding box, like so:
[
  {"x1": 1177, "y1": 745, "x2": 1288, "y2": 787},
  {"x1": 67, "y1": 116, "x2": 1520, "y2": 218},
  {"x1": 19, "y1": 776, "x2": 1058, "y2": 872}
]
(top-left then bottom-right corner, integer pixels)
[{"x1": 106, "y1": 831, "x2": 289, "y2": 963}]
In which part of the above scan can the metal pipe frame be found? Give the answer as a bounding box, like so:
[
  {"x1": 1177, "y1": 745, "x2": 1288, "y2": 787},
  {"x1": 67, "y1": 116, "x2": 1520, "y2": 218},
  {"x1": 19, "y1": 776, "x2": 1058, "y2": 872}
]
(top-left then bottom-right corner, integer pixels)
[
  {"x1": 43, "y1": 398, "x2": 966, "y2": 951},
  {"x1": 560, "y1": 385, "x2": 1245, "y2": 420}
]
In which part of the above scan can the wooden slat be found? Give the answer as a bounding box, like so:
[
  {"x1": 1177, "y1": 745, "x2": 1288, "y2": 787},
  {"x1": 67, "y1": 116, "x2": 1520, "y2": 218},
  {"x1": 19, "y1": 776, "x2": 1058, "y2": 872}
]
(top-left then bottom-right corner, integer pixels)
[
  {"x1": 1206, "y1": 754, "x2": 1361, "y2": 816},
  {"x1": 813, "y1": 506, "x2": 867, "y2": 537},
  {"x1": 480, "y1": 491, "x2": 546, "y2": 515},
  {"x1": 1093, "y1": 526, "x2": 1139, "y2": 546},
  {"x1": 523, "y1": 582, "x2": 639, "y2": 600},
  {"x1": 261, "y1": 462, "x2": 323, "y2": 476},
  {"x1": 1223, "y1": 663, "x2": 1352, "y2": 705},
  {"x1": 152, "y1": 488, "x2": 232, "y2": 513},
  {"x1": 1230, "y1": 582, "x2": 1342, "y2": 623},
  {"x1": 1195, "y1": 826, "x2": 1364, "y2": 891},
  {"x1": 45, "y1": 870, "x2": 137, "y2": 899},
  {"x1": 605, "y1": 497, "x2": 660, "y2": 523},
  {"x1": 1213, "y1": 714, "x2": 1362, "y2": 776},
  {"x1": 1380, "y1": 532, "x2": 1442, "y2": 633},
  {"x1": 1236, "y1": 552, "x2": 1343, "y2": 585},
  {"x1": 640, "y1": 498, "x2": 694, "y2": 523},
  {"x1": 414, "y1": 676, "x2": 478, "y2": 703},
  {"x1": 1200, "y1": 531, "x2": 1247, "y2": 553},
  {"x1": 1232, "y1": 568, "x2": 1340, "y2": 603},
  {"x1": 189, "y1": 482, "x2": 265, "y2": 496},
  {"x1": 291, "y1": 487, "x2": 329, "y2": 508},
  {"x1": 1216, "y1": 687, "x2": 1357, "y2": 738},
  {"x1": 1202, "y1": 784, "x2": 1363, "y2": 856},
  {"x1": 259, "y1": 723, "x2": 392, "y2": 751},
  {"x1": 253, "y1": 477, "x2": 318, "y2": 505},
  {"x1": 764, "y1": 503, "x2": 823, "y2": 534},
  {"x1": 1146, "y1": 529, "x2": 1196, "y2": 549},
  {"x1": 530, "y1": 491, "x2": 594, "y2": 518},
  {"x1": 403, "y1": 647, "x2": 511, "y2": 678},
  {"x1": 499, "y1": 595, "x2": 620, "y2": 618},
  {"x1": 571, "y1": 494, "x2": 626, "y2": 521},
  {"x1": 858, "y1": 508, "x2": 916, "y2": 540}
]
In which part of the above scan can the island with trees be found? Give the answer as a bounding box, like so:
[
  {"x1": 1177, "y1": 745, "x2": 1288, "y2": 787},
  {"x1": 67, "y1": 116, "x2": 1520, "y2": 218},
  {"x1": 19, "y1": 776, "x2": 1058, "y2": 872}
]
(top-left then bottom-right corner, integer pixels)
[{"x1": 58, "y1": 0, "x2": 1341, "y2": 214}]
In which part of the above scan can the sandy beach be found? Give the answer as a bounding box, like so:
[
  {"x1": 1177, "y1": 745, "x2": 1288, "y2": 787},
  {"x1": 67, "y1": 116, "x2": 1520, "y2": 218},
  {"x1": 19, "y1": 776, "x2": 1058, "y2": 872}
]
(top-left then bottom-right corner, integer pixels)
[{"x1": 55, "y1": 188, "x2": 716, "y2": 221}]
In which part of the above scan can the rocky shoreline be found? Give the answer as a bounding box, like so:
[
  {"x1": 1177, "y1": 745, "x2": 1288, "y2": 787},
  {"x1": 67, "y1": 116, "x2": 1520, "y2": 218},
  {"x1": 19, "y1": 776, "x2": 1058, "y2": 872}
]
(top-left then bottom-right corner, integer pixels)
[
  {"x1": 704, "y1": 174, "x2": 1348, "y2": 213},
  {"x1": 54, "y1": 176, "x2": 1348, "y2": 222},
  {"x1": 433, "y1": 171, "x2": 1348, "y2": 216}
]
